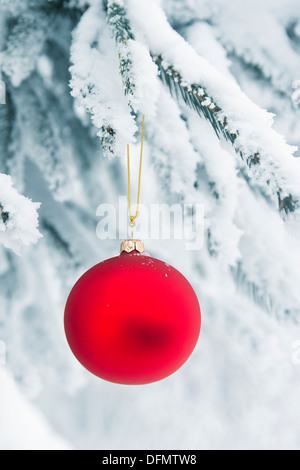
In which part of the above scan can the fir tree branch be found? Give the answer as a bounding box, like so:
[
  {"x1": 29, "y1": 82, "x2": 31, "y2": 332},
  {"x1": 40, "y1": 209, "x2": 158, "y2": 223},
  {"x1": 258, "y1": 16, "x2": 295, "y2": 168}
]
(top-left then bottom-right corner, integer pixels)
[
  {"x1": 95, "y1": 1, "x2": 137, "y2": 156},
  {"x1": 106, "y1": 2, "x2": 298, "y2": 214},
  {"x1": 155, "y1": 56, "x2": 236, "y2": 144},
  {"x1": 107, "y1": 1, "x2": 135, "y2": 43},
  {"x1": 107, "y1": 1, "x2": 136, "y2": 98},
  {"x1": 154, "y1": 56, "x2": 298, "y2": 214}
]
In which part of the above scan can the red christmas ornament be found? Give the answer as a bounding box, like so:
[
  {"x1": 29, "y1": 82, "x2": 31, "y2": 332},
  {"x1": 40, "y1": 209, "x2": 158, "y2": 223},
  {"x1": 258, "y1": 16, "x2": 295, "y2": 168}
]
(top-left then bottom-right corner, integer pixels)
[{"x1": 64, "y1": 240, "x2": 201, "y2": 385}]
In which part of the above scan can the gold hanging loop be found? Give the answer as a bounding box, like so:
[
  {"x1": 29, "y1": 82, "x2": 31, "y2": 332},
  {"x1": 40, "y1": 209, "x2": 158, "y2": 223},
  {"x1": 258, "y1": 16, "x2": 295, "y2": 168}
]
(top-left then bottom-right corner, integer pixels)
[
  {"x1": 127, "y1": 114, "x2": 145, "y2": 231},
  {"x1": 118, "y1": 40, "x2": 145, "y2": 233}
]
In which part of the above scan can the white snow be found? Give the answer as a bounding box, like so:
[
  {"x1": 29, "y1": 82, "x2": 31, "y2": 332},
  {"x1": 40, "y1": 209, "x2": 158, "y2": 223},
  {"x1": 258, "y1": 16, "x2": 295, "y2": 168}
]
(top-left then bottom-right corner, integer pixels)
[
  {"x1": 211, "y1": 0, "x2": 300, "y2": 95},
  {"x1": 0, "y1": 174, "x2": 42, "y2": 255},
  {"x1": 0, "y1": 369, "x2": 72, "y2": 450},
  {"x1": 118, "y1": 39, "x2": 160, "y2": 117}
]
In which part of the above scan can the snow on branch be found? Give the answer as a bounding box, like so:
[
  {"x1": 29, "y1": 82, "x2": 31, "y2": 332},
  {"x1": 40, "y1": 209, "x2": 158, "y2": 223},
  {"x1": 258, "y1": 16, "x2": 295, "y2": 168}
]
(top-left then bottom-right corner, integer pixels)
[
  {"x1": 125, "y1": 0, "x2": 300, "y2": 214},
  {"x1": 69, "y1": 1, "x2": 143, "y2": 158},
  {"x1": 0, "y1": 174, "x2": 42, "y2": 255},
  {"x1": 214, "y1": 1, "x2": 300, "y2": 97},
  {"x1": 107, "y1": 1, "x2": 159, "y2": 117},
  {"x1": 70, "y1": 1, "x2": 159, "y2": 158},
  {"x1": 69, "y1": 2, "x2": 137, "y2": 158},
  {"x1": 154, "y1": 57, "x2": 299, "y2": 214}
]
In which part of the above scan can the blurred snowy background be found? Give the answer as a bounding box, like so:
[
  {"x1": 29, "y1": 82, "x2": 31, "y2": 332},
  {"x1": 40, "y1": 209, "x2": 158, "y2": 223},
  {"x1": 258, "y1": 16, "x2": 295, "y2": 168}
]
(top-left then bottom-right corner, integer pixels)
[{"x1": 1, "y1": 0, "x2": 300, "y2": 450}]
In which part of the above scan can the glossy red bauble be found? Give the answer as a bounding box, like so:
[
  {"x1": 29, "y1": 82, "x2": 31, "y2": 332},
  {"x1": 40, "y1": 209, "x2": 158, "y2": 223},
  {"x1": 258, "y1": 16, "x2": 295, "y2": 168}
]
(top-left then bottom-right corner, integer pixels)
[{"x1": 64, "y1": 250, "x2": 201, "y2": 385}]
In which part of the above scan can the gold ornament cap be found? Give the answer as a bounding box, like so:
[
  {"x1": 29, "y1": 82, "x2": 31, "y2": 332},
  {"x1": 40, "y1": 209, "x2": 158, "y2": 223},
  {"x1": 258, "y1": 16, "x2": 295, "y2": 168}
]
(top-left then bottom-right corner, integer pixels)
[{"x1": 120, "y1": 239, "x2": 145, "y2": 254}]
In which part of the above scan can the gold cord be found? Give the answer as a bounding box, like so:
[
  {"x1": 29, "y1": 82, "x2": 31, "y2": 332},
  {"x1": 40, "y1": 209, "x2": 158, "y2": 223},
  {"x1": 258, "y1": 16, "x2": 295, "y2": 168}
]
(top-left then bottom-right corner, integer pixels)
[
  {"x1": 119, "y1": 39, "x2": 145, "y2": 234},
  {"x1": 127, "y1": 114, "x2": 145, "y2": 231}
]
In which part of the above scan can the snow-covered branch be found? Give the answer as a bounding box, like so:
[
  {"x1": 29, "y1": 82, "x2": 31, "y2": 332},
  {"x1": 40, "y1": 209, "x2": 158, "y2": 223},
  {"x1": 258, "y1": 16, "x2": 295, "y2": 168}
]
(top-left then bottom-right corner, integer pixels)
[
  {"x1": 75, "y1": 0, "x2": 300, "y2": 216},
  {"x1": 154, "y1": 56, "x2": 299, "y2": 214},
  {"x1": 69, "y1": 1, "x2": 137, "y2": 158},
  {"x1": 70, "y1": 1, "x2": 159, "y2": 158},
  {"x1": 107, "y1": 1, "x2": 159, "y2": 117},
  {"x1": 0, "y1": 174, "x2": 42, "y2": 254},
  {"x1": 125, "y1": 0, "x2": 300, "y2": 214},
  {"x1": 0, "y1": 12, "x2": 48, "y2": 87}
]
